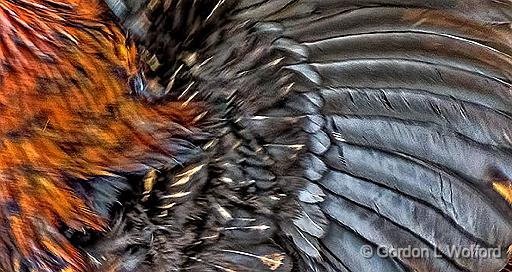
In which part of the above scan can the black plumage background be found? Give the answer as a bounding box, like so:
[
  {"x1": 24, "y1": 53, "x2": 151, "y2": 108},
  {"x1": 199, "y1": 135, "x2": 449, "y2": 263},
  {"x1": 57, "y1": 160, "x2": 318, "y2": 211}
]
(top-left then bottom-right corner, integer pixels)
[{"x1": 100, "y1": 1, "x2": 512, "y2": 271}]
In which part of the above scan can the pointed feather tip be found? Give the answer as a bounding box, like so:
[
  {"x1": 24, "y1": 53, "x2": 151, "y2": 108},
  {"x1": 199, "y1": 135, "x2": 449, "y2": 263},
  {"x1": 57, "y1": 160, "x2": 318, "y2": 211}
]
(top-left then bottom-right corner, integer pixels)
[
  {"x1": 489, "y1": 167, "x2": 512, "y2": 204},
  {"x1": 493, "y1": 180, "x2": 512, "y2": 204}
]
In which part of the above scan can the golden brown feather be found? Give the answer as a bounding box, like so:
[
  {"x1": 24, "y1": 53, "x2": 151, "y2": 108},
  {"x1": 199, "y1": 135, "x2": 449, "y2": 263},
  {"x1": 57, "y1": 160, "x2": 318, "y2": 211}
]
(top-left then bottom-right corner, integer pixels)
[{"x1": 0, "y1": 0, "x2": 201, "y2": 271}]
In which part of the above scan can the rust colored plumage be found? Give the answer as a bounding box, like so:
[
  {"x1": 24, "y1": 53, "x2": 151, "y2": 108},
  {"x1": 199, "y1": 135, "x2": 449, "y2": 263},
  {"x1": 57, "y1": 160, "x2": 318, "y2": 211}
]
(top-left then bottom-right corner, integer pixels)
[{"x1": 0, "y1": 0, "x2": 200, "y2": 270}]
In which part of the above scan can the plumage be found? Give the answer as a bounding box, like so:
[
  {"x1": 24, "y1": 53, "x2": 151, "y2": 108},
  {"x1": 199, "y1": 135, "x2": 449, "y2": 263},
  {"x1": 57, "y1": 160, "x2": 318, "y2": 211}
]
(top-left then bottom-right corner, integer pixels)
[
  {"x1": 0, "y1": 0, "x2": 202, "y2": 270},
  {"x1": 0, "y1": 0, "x2": 512, "y2": 271}
]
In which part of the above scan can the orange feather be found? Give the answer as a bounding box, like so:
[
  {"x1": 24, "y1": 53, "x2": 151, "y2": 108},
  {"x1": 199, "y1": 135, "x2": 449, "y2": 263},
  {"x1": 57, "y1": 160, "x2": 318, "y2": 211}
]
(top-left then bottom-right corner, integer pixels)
[{"x1": 0, "y1": 0, "x2": 201, "y2": 270}]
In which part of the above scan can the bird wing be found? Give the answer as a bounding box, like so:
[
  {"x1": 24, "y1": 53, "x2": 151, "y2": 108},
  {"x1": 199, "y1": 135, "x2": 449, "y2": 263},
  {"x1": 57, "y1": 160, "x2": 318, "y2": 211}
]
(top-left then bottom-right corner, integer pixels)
[{"x1": 104, "y1": 0, "x2": 512, "y2": 271}]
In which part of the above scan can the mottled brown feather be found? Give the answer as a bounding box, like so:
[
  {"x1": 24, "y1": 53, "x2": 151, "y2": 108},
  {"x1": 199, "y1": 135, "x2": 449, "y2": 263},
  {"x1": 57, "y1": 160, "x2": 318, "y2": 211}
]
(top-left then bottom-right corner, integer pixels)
[{"x1": 0, "y1": 0, "x2": 201, "y2": 271}]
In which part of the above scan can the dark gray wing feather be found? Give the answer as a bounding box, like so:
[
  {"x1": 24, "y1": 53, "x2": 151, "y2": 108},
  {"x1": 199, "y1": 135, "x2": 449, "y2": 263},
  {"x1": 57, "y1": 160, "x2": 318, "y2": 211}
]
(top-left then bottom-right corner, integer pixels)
[{"x1": 226, "y1": 1, "x2": 512, "y2": 271}]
